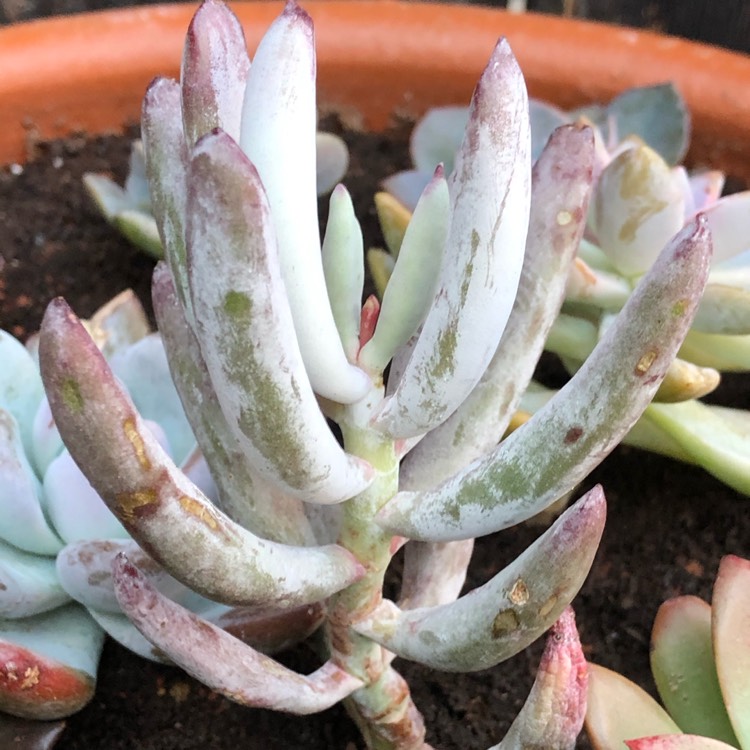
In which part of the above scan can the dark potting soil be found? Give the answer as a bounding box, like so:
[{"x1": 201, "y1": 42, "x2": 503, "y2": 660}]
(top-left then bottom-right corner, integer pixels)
[{"x1": 0, "y1": 121, "x2": 748, "y2": 750}]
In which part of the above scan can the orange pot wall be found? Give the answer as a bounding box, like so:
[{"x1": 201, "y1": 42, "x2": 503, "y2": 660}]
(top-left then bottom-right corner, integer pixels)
[{"x1": 1, "y1": 1, "x2": 749, "y2": 179}]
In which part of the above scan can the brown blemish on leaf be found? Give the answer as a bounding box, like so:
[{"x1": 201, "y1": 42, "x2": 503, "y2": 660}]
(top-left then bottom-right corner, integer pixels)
[
  {"x1": 123, "y1": 417, "x2": 151, "y2": 471},
  {"x1": 492, "y1": 608, "x2": 520, "y2": 638},
  {"x1": 509, "y1": 579, "x2": 529, "y2": 605},
  {"x1": 178, "y1": 495, "x2": 218, "y2": 530},
  {"x1": 20, "y1": 665, "x2": 40, "y2": 690},
  {"x1": 634, "y1": 350, "x2": 658, "y2": 376},
  {"x1": 672, "y1": 299, "x2": 689, "y2": 317},
  {"x1": 564, "y1": 426, "x2": 584, "y2": 444},
  {"x1": 539, "y1": 594, "x2": 558, "y2": 619},
  {"x1": 116, "y1": 490, "x2": 158, "y2": 521},
  {"x1": 574, "y1": 257, "x2": 597, "y2": 285}
]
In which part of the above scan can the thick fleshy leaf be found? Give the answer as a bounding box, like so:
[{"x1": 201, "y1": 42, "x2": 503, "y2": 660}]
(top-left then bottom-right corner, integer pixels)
[
  {"x1": 398, "y1": 540, "x2": 473, "y2": 610},
  {"x1": 83, "y1": 288, "x2": 151, "y2": 359},
  {"x1": 689, "y1": 171, "x2": 725, "y2": 212},
  {"x1": 141, "y1": 77, "x2": 191, "y2": 315},
  {"x1": 360, "y1": 166, "x2": 449, "y2": 375},
  {"x1": 400, "y1": 124, "x2": 593, "y2": 491},
  {"x1": 593, "y1": 144, "x2": 686, "y2": 277},
  {"x1": 239, "y1": 3, "x2": 369, "y2": 404},
  {"x1": 373, "y1": 38, "x2": 531, "y2": 439},
  {"x1": 180, "y1": 0, "x2": 250, "y2": 146},
  {"x1": 87, "y1": 607, "x2": 168, "y2": 663},
  {"x1": 651, "y1": 596, "x2": 738, "y2": 745},
  {"x1": 152, "y1": 264, "x2": 315, "y2": 544},
  {"x1": 356, "y1": 487, "x2": 604, "y2": 671},
  {"x1": 410, "y1": 105, "x2": 468, "y2": 174},
  {"x1": 701, "y1": 192, "x2": 750, "y2": 265},
  {"x1": 321, "y1": 184, "x2": 364, "y2": 361},
  {"x1": 0, "y1": 331, "x2": 44, "y2": 458},
  {"x1": 585, "y1": 663, "x2": 680, "y2": 749},
  {"x1": 381, "y1": 170, "x2": 432, "y2": 213},
  {"x1": 185, "y1": 132, "x2": 373, "y2": 504},
  {"x1": 0, "y1": 540, "x2": 68, "y2": 619},
  {"x1": 0, "y1": 604, "x2": 104, "y2": 720},
  {"x1": 626, "y1": 737, "x2": 737, "y2": 750},
  {"x1": 315, "y1": 132, "x2": 349, "y2": 195},
  {"x1": 692, "y1": 284, "x2": 750, "y2": 335},
  {"x1": 490, "y1": 608, "x2": 587, "y2": 750},
  {"x1": 679, "y1": 330, "x2": 750, "y2": 372},
  {"x1": 374, "y1": 190, "x2": 411, "y2": 257},
  {"x1": 30, "y1": 397, "x2": 62, "y2": 477},
  {"x1": 0, "y1": 409, "x2": 62, "y2": 556},
  {"x1": 111, "y1": 210, "x2": 163, "y2": 259},
  {"x1": 652, "y1": 359, "x2": 719, "y2": 403},
  {"x1": 367, "y1": 248, "x2": 396, "y2": 299},
  {"x1": 546, "y1": 314, "x2": 599, "y2": 362},
  {"x1": 378, "y1": 217, "x2": 711, "y2": 541},
  {"x1": 565, "y1": 257, "x2": 632, "y2": 310},
  {"x1": 114, "y1": 554, "x2": 363, "y2": 714},
  {"x1": 712, "y1": 555, "x2": 750, "y2": 747},
  {"x1": 39, "y1": 299, "x2": 364, "y2": 608}
]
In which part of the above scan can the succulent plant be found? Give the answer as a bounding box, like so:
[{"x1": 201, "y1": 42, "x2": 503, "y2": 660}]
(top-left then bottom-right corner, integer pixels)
[
  {"x1": 379, "y1": 84, "x2": 750, "y2": 496},
  {"x1": 585, "y1": 554, "x2": 750, "y2": 750},
  {"x1": 36, "y1": 1, "x2": 713, "y2": 746}
]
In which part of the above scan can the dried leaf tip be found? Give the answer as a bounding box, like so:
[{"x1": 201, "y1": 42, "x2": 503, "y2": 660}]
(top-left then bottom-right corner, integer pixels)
[{"x1": 282, "y1": 0, "x2": 313, "y2": 29}]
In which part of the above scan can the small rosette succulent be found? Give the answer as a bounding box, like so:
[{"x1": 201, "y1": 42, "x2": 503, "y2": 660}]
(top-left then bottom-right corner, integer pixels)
[
  {"x1": 379, "y1": 84, "x2": 750, "y2": 496},
  {"x1": 585, "y1": 554, "x2": 750, "y2": 750},
  {"x1": 37, "y1": 1, "x2": 713, "y2": 747}
]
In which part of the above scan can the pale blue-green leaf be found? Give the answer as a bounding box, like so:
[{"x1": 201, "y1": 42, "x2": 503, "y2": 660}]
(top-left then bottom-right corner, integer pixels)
[
  {"x1": 238, "y1": 3, "x2": 369, "y2": 403},
  {"x1": 593, "y1": 144, "x2": 686, "y2": 276},
  {"x1": 321, "y1": 184, "x2": 364, "y2": 361},
  {"x1": 529, "y1": 98, "x2": 570, "y2": 162},
  {"x1": 186, "y1": 132, "x2": 373, "y2": 503},
  {"x1": 112, "y1": 209, "x2": 163, "y2": 259},
  {"x1": 374, "y1": 39, "x2": 531, "y2": 439},
  {"x1": 401, "y1": 124, "x2": 594, "y2": 491},
  {"x1": 679, "y1": 330, "x2": 750, "y2": 372},
  {"x1": 546, "y1": 314, "x2": 598, "y2": 362},
  {"x1": 0, "y1": 409, "x2": 62, "y2": 555},
  {"x1": 377, "y1": 218, "x2": 711, "y2": 541},
  {"x1": 88, "y1": 606, "x2": 169, "y2": 663},
  {"x1": 315, "y1": 132, "x2": 349, "y2": 194},
  {"x1": 114, "y1": 554, "x2": 364, "y2": 713},
  {"x1": 411, "y1": 105, "x2": 468, "y2": 174},
  {"x1": 0, "y1": 539, "x2": 68, "y2": 618},
  {"x1": 360, "y1": 166, "x2": 449, "y2": 374},
  {"x1": 381, "y1": 169, "x2": 432, "y2": 213},
  {"x1": 81, "y1": 173, "x2": 130, "y2": 218},
  {"x1": 358, "y1": 486, "x2": 604, "y2": 671},
  {"x1": 30, "y1": 397, "x2": 62, "y2": 476}
]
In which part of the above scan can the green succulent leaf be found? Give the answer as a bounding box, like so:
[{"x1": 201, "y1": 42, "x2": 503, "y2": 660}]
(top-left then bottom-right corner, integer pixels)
[{"x1": 651, "y1": 596, "x2": 739, "y2": 745}]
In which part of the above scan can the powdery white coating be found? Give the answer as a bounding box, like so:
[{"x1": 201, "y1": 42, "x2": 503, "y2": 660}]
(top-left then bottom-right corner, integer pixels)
[
  {"x1": 180, "y1": 0, "x2": 250, "y2": 146},
  {"x1": 401, "y1": 124, "x2": 594, "y2": 491},
  {"x1": 373, "y1": 39, "x2": 531, "y2": 439},
  {"x1": 114, "y1": 554, "x2": 364, "y2": 714},
  {"x1": 378, "y1": 218, "x2": 712, "y2": 541},
  {"x1": 238, "y1": 3, "x2": 369, "y2": 403},
  {"x1": 355, "y1": 487, "x2": 605, "y2": 672},
  {"x1": 186, "y1": 132, "x2": 373, "y2": 505},
  {"x1": 39, "y1": 299, "x2": 365, "y2": 609}
]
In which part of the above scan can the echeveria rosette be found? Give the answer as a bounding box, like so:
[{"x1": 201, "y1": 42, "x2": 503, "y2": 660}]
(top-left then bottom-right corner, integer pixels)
[
  {"x1": 39, "y1": 2, "x2": 713, "y2": 748},
  {"x1": 379, "y1": 83, "x2": 750, "y2": 496},
  {"x1": 586, "y1": 555, "x2": 750, "y2": 750}
]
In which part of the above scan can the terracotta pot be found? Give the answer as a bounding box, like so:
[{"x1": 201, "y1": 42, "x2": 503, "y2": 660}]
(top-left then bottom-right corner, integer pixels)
[{"x1": 1, "y1": 1, "x2": 750, "y2": 180}]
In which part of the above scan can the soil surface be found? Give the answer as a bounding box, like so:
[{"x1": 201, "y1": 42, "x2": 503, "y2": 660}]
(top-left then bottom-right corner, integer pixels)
[{"x1": 0, "y1": 121, "x2": 748, "y2": 750}]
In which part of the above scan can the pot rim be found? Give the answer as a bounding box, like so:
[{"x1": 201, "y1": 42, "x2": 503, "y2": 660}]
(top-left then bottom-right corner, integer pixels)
[{"x1": 1, "y1": 1, "x2": 749, "y2": 178}]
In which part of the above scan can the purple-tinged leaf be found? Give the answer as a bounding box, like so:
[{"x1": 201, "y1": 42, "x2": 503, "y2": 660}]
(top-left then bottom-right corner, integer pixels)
[
  {"x1": 651, "y1": 596, "x2": 738, "y2": 746},
  {"x1": 626, "y1": 737, "x2": 737, "y2": 750},
  {"x1": 585, "y1": 663, "x2": 680, "y2": 749},
  {"x1": 180, "y1": 0, "x2": 250, "y2": 146},
  {"x1": 0, "y1": 604, "x2": 103, "y2": 720},
  {"x1": 141, "y1": 77, "x2": 191, "y2": 315},
  {"x1": 360, "y1": 166, "x2": 449, "y2": 375},
  {"x1": 186, "y1": 131, "x2": 373, "y2": 504},
  {"x1": 152, "y1": 264, "x2": 315, "y2": 544},
  {"x1": 378, "y1": 217, "x2": 711, "y2": 542},
  {"x1": 702, "y1": 192, "x2": 750, "y2": 265},
  {"x1": 113, "y1": 554, "x2": 363, "y2": 714},
  {"x1": 356, "y1": 486, "x2": 604, "y2": 672},
  {"x1": 239, "y1": 3, "x2": 369, "y2": 404},
  {"x1": 491, "y1": 608, "x2": 587, "y2": 750},
  {"x1": 712, "y1": 554, "x2": 750, "y2": 748},
  {"x1": 39, "y1": 299, "x2": 364, "y2": 608},
  {"x1": 373, "y1": 38, "x2": 531, "y2": 439},
  {"x1": 401, "y1": 124, "x2": 593, "y2": 491},
  {"x1": 398, "y1": 539, "x2": 473, "y2": 610},
  {"x1": 689, "y1": 171, "x2": 724, "y2": 213}
]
